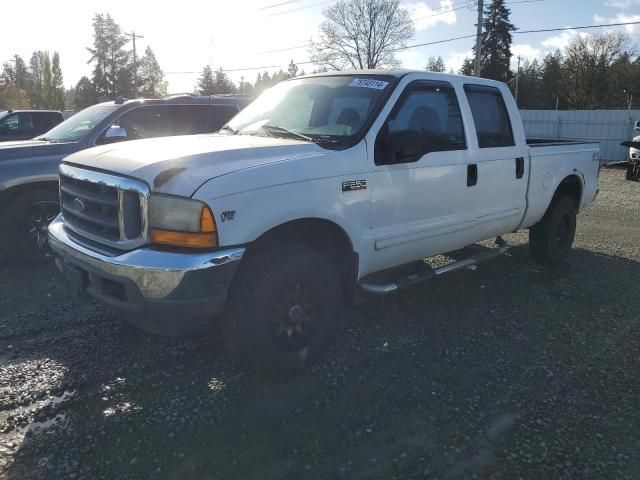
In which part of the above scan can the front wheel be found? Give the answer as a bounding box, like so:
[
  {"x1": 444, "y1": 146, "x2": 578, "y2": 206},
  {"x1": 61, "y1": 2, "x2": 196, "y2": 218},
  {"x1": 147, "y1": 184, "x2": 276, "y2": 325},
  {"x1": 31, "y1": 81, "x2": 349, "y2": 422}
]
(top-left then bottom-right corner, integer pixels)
[
  {"x1": 222, "y1": 243, "x2": 343, "y2": 376},
  {"x1": 3, "y1": 190, "x2": 60, "y2": 263},
  {"x1": 529, "y1": 195, "x2": 577, "y2": 265}
]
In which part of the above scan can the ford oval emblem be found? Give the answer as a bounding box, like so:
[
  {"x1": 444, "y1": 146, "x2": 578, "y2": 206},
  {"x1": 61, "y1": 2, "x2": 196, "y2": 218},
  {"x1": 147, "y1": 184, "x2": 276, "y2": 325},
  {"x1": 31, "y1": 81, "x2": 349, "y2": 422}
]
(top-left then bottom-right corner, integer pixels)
[{"x1": 73, "y1": 198, "x2": 86, "y2": 212}]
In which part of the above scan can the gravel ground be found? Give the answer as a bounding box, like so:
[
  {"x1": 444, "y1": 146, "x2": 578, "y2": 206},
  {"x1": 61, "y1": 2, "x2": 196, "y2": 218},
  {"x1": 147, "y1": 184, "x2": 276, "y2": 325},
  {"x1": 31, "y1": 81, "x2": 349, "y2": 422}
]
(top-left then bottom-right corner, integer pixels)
[{"x1": 0, "y1": 167, "x2": 638, "y2": 480}]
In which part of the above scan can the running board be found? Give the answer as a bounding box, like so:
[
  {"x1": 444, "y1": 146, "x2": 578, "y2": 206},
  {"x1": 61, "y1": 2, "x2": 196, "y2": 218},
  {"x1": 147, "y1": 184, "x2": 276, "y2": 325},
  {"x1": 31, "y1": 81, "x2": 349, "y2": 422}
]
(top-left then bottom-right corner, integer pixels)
[{"x1": 359, "y1": 237, "x2": 510, "y2": 296}]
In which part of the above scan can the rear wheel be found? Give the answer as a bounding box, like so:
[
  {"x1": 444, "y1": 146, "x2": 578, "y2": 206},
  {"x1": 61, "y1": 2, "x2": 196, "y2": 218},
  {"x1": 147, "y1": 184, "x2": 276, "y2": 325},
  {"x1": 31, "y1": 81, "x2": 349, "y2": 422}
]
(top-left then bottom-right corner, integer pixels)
[
  {"x1": 222, "y1": 243, "x2": 342, "y2": 376},
  {"x1": 529, "y1": 195, "x2": 577, "y2": 265},
  {"x1": 627, "y1": 161, "x2": 640, "y2": 181},
  {"x1": 3, "y1": 190, "x2": 60, "y2": 263}
]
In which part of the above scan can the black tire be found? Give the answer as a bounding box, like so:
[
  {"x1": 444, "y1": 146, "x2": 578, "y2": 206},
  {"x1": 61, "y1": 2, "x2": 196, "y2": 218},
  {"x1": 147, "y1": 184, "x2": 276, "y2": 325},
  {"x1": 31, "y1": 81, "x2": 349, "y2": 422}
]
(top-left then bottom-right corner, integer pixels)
[
  {"x1": 529, "y1": 195, "x2": 577, "y2": 265},
  {"x1": 2, "y1": 189, "x2": 60, "y2": 263},
  {"x1": 222, "y1": 243, "x2": 342, "y2": 376},
  {"x1": 627, "y1": 162, "x2": 640, "y2": 181}
]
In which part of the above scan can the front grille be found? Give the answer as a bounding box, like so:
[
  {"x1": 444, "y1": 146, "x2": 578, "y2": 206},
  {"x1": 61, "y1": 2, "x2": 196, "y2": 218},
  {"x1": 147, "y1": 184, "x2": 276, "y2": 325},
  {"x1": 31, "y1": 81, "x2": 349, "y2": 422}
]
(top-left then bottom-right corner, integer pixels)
[{"x1": 59, "y1": 164, "x2": 149, "y2": 250}]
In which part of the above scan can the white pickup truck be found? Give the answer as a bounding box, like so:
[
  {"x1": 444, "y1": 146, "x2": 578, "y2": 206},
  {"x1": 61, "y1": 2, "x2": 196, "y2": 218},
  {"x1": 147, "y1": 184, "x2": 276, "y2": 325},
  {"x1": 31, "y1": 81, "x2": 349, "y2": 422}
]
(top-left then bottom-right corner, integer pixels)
[{"x1": 48, "y1": 70, "x2": 600, "y2": 374}]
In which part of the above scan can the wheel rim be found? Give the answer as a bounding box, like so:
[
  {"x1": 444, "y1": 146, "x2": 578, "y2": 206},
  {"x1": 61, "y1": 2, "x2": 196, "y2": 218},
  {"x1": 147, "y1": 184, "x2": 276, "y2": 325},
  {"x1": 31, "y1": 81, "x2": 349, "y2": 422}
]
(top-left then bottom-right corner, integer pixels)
[
  {"x1": 23, "y1": 200, "x2": 60, "y2": 255},
  {"x1": 270, "y1": 281, "x2": 317, "y2": 352},
  {"x1": 555, "y1": 213, "x2": 572, "y2": 249}
]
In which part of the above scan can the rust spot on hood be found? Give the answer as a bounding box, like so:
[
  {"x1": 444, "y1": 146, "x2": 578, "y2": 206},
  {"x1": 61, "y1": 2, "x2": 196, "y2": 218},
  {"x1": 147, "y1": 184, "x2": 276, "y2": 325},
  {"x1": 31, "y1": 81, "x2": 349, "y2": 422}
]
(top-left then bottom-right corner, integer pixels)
[{"x1": 153, "y1": 167, "x2": 186, "y2": 189}]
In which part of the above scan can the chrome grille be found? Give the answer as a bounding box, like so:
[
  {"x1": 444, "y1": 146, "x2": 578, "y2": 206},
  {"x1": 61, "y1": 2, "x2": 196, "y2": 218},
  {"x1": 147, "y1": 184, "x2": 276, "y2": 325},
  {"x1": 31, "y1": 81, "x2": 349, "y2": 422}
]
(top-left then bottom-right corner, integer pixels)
[{"x1": 59, "y1": 164, "x2": 150, "y2": 250}]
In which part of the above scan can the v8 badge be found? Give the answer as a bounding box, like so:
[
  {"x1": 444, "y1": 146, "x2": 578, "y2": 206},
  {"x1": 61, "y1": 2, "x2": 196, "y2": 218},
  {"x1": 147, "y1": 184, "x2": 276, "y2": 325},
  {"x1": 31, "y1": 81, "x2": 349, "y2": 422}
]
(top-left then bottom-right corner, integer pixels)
[{"x1": 221, "y1": 210, "x2": 236, "y2": 222}]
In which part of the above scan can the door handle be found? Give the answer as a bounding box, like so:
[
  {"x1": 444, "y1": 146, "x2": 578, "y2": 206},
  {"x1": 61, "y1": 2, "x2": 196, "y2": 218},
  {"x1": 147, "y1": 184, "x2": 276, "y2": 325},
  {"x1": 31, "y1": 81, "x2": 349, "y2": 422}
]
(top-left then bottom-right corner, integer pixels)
[
  {"x1": 467, "y1": 164, "x2": 478, "y2": 187},
  {"x1": 516, "y1": 157, "x2": 525, "y2": 179}
]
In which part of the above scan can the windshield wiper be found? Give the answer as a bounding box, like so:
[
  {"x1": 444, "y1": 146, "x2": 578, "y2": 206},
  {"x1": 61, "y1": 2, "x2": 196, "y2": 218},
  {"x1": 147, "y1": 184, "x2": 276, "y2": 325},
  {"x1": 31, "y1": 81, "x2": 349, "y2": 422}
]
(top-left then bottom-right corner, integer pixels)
[
  {"x1": 261, "y1": 125, "x2": 313, "y2": 142},
  {"x1": 219, "y1": 125, "x2": 238, "y2": 135}
]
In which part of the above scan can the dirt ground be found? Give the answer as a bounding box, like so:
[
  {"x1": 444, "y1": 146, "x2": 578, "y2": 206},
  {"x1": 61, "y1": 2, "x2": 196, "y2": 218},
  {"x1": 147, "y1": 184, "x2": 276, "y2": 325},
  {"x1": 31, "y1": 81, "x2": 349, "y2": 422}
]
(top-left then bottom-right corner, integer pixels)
[{"x1": 0, "y1": 167, "x2": 639, "y2": 480}]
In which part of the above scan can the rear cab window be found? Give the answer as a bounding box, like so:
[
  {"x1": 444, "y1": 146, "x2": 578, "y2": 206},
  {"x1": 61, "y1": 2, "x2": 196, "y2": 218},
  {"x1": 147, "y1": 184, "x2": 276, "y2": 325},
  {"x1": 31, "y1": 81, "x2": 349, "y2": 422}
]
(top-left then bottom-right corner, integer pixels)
[{"x1": 463, "y1": 84, "x2": 514, "y2": 148}]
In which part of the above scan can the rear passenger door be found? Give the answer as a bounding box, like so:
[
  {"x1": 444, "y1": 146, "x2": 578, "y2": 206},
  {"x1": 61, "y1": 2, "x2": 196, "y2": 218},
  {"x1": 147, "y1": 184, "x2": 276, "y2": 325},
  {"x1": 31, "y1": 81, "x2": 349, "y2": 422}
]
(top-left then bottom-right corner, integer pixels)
[
  {"x1": 167, "y1": 105, "x2": 210, "y2": 136},
  {"x1": 463, "y1": 84, "x2": 528, "y2": 240}
]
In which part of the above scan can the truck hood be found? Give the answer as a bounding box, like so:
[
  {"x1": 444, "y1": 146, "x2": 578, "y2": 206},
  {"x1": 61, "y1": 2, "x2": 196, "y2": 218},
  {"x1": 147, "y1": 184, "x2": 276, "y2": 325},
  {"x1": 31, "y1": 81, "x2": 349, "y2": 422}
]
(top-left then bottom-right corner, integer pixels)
[
  {"x1": 63, "y1": 134, "x2": 330, "y2": 196},
  {"x1": 0, "y1": 139, "x2": 79, "y2": 161}
]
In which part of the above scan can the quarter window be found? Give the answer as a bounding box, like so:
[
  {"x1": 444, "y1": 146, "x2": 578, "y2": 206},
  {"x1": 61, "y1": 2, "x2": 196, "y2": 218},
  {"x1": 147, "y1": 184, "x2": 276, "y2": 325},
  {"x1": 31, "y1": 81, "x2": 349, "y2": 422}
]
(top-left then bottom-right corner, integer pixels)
[{"x1": 464, "y1": 84, "x2": 514, "y2": 148}]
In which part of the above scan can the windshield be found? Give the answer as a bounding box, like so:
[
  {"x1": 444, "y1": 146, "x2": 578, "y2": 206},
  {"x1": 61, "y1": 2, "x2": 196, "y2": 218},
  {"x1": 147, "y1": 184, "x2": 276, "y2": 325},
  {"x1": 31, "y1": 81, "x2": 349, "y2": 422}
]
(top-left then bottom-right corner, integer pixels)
[
  {"x1": 226, "y1": 75, "x2": 393, "y2": 142},
  {"x1": 38, "y1": 104, "x2": 118, "y2": 142}
]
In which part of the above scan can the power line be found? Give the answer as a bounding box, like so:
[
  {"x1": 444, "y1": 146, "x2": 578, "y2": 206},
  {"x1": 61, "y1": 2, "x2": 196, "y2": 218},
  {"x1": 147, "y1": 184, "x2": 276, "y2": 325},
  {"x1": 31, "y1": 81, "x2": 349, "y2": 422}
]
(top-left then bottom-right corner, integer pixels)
[
  {"x1": 259, "y1": 0, "x2": 299, "y2": 10},
  {"x1": 166, "y1": 19, "x2": 640, "y2": 76},
  {"x1": 258, "y1": 0, "x2": 544, "y2": 55},
  {"x1": 266, "y1": 0, "x2": 333, "y2": 16}
]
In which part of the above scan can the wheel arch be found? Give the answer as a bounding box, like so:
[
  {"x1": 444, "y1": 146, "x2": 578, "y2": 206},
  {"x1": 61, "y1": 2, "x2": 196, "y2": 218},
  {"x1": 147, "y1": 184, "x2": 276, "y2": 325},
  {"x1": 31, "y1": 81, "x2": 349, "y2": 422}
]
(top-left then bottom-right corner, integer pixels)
[
  {"x1": 242, "y1": 217, "x2": 359, "y2": 305},
  {"x1": 0, "y1": 180, "x2": 60, "y2": 213},
  {"x1": 553, "y1": 174, "x2": 583, "y2": 210}
]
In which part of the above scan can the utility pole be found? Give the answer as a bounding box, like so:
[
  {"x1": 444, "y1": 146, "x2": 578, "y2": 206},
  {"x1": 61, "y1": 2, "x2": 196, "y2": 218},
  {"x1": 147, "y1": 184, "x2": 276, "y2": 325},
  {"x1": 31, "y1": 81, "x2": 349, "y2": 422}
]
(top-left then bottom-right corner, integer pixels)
[
  {"x1": 474, "y1": 0, "x2": 484, "y2": 77},
  {"x1": 125, "y1": 31, "x2": 144, "y2": 98},
  {"x1": 514, "y1": 56, "x2": 521, "y2": 107},
  {"x1": 240, "y1": 75, "x2": 245, "y2": 94}
]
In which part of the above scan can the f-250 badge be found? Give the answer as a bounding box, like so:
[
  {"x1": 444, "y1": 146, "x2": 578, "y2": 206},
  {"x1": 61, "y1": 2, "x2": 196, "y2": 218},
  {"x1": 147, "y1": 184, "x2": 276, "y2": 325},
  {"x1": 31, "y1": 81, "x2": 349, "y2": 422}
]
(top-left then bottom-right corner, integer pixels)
[
  {"x1": 342, "y1": 180, "x2": 367, "y2": 192},
  {"x1": 221, "y1": 210, "x2": 236, "y2": 222}
]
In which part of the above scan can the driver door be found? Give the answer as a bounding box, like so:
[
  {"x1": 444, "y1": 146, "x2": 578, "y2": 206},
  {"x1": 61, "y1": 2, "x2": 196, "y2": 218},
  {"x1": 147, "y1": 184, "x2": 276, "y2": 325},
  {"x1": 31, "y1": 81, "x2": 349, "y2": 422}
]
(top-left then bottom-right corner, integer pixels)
[{"x1": 366, "y1": 80, "x2": 476, "y2": 272}]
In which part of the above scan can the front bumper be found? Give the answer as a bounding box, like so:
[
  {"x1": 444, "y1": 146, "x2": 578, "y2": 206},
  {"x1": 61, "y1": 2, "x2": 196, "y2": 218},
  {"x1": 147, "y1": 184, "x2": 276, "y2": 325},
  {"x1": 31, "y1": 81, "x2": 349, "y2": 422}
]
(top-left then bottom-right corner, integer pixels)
[{"x1": 48, "y1": 216, "x2": 245, "y2": 335}]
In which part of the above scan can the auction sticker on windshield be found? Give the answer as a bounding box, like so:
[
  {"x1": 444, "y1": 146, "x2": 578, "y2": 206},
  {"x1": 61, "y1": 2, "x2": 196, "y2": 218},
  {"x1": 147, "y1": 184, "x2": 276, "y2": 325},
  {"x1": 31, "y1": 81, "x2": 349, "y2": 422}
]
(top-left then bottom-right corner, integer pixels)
[{"x1": 349, "y1": 79, "x2": 389, "y2": 89}]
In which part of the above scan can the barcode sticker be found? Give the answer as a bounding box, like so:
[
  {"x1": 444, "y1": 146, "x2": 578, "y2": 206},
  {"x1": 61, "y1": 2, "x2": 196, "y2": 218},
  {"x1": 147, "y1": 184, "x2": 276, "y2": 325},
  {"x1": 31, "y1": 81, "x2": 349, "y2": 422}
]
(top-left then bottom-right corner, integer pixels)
[{"x1": 348, "y1": 78, "x2": 389, "y2": 90}]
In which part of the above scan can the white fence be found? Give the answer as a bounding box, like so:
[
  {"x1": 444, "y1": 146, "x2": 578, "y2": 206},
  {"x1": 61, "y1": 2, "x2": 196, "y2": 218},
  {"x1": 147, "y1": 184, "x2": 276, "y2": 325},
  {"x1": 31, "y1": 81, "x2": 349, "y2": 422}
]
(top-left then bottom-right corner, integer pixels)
[{"x1": 520, "y1": 109, "x2": 639, "y2": 163}]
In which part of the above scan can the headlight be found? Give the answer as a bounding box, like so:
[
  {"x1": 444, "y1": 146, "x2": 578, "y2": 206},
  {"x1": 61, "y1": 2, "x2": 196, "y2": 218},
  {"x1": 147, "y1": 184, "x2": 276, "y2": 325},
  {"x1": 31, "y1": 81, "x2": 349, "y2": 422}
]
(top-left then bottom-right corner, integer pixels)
[{"x1": 149, "y1": 194, "x2": 218, "y2": 248}]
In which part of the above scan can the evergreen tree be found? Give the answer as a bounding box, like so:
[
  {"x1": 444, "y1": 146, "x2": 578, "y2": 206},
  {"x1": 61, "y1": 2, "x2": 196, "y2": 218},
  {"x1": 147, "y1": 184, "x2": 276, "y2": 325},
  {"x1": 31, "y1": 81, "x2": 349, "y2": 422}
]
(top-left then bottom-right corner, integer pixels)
[
  {"x1": 74, "y1": 76, "x2": 97, "y2": 109},
  {"x1": 41, "y1": 52, "x2": 53, "y2": 108},
  {"x1": 198, "y1": 66, "x2": 216, "y2": 95},
  {"x1": 425, "y1": 56, "x2": 446, "y2": 72},
  {"x1": 541, "y1": 51, "x2": 562, "y2": 108},
  {"x1": 475, "y1": 0, "x2": 516, "y2": 82},
  {"x1": 138, "y1": 47, "x2": 167, "y2": 98},
  {"x1": 28, "y1": 52, "x2": 43, "y2": 108},
  {"x1": 87, "y1": 13, "x2": 129, "y2": 98},
  {"x1": 515, "y1": 59, "x2": 543, "y2": 109},
  {"x1": 459, "y1": 57, "x2": 474, "y2": 76},
  {"x1": 287, "y1": 60, "x2": 299, "y2": 78},
  {"x1": 51, "y1": 52, "x2": 65, "y2": 109},
  {"x1": 212, "y1": 68, "x2": 236, "y2": 94}
]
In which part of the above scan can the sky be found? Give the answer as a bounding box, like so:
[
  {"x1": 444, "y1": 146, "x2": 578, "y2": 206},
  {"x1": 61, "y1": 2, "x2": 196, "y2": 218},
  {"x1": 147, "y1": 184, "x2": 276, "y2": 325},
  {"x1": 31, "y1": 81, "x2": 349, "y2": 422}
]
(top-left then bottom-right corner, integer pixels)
[{"x1": 3, "y1": 0, "x2": 640, "y2": 93}]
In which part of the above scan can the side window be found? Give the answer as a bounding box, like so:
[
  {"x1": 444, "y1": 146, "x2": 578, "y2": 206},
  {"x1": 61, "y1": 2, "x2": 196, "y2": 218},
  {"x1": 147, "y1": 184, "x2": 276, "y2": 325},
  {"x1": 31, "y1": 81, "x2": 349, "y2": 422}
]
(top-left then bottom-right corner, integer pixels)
[
  {"x1": 209, "y1": 105, "x2": 240, "y2": 131},
  {"x1": 375, "y1": 82, "x2": 466, "y2": 165},
  {"x1": 97, "y1": 106, "x2": 169, "y2": 145},
  {"x1": 16, "y1": 113, "x2": 35, "y2": 132},
  {"x1": 168, "y1": 105, "x2": 210, "y2": 136},
  {"x1": 0, "y1": 113, "x2": 19, "y2": 130},
  {"x1": 464, "y1": 85, "x2": 514, "y2": 148}
]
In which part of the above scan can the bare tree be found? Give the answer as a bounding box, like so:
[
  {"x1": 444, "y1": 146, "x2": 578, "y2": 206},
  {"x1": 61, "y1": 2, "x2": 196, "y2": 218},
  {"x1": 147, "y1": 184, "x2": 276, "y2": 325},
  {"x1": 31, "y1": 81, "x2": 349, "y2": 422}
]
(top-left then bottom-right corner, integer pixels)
[{"x1": 310, "y1": 0, "x2": 414, "y2": 71}]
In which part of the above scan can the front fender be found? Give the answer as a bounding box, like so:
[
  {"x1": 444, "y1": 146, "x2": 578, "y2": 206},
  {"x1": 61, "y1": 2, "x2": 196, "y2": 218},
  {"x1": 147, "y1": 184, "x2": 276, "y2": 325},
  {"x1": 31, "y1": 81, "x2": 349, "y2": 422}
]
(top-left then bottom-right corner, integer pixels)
[{"x1": 194, "y1": 176, "x2": 371, "y2": 261}]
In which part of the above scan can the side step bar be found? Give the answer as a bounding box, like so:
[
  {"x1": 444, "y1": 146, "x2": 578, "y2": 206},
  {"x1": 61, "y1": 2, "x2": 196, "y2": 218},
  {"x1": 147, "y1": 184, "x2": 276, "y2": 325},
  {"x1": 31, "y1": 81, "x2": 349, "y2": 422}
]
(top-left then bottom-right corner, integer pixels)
[{"x1": 359, "y1": 236, "x2": 510, "y2": 296}]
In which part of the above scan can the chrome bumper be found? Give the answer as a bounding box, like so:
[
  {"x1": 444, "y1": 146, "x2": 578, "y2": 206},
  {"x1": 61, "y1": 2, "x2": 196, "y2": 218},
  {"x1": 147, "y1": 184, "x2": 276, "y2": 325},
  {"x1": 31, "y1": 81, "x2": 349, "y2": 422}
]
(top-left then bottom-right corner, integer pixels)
[{"x1": 48, "y1": 216, "x2": 245, "y2": 334}]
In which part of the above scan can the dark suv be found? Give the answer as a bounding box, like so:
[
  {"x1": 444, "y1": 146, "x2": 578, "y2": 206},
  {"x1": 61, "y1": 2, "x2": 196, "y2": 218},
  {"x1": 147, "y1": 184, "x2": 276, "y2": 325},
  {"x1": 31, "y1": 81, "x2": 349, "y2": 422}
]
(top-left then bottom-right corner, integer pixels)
[
  {"x1": 0, "y1": 110, "x2": 65, "y2": 142},
  {"x1": 0, "y1": 95, "x2": 251, "y2": 261}
]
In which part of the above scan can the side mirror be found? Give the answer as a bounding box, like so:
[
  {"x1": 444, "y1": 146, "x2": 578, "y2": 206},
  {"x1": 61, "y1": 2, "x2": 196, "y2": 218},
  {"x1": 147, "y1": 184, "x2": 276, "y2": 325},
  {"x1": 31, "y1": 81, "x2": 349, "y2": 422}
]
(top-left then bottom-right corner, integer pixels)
[
  {"x1": 385, "y1": 130, "x2": 424, "y2": 161},
  {"x1": 635, "y1": 120, "x2": 640, "y2": 131},
  {"x1": 104, "y1": 125, "x2": 128, "y2": 143}
]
